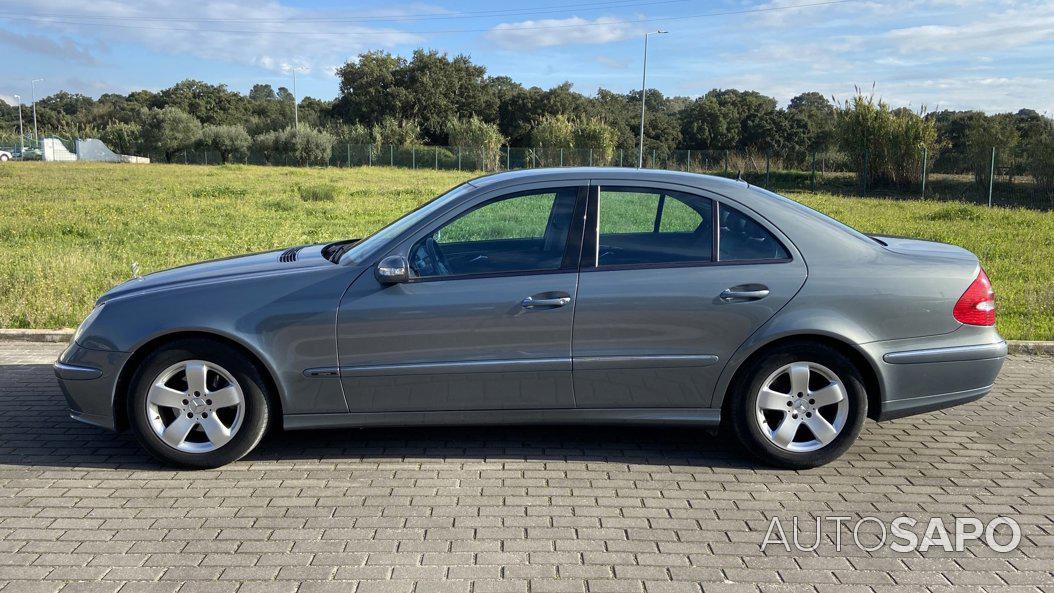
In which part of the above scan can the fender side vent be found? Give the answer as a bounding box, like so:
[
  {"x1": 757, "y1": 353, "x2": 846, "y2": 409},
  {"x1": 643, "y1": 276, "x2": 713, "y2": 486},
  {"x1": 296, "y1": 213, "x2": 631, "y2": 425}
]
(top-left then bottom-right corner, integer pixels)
[{"x1": 278, "y1": 246, "x2": 304, "y2": 263}]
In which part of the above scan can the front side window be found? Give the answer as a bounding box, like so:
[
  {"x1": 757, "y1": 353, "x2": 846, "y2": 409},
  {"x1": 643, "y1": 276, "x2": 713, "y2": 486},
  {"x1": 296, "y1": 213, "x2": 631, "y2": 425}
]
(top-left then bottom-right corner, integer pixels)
[
  {"x1": 597, "y1": 188, "x2": 713, "y2": 267},
  {"x1": 718, "y1": 205, "x2": 790, "y2": 261},
  {"x1": 409, "y1": 188, "x2": 579, "y2": 278}
]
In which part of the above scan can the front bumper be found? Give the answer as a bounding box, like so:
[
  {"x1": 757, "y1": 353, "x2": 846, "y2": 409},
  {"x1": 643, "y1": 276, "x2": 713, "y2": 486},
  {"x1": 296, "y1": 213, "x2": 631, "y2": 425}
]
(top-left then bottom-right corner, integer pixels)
[
  {"x1": 54, "y1": 342, "x2": 129, "y2": 431},
  {"x1": 864, "y1": 337, "x2": 1007, "y2": 421}
]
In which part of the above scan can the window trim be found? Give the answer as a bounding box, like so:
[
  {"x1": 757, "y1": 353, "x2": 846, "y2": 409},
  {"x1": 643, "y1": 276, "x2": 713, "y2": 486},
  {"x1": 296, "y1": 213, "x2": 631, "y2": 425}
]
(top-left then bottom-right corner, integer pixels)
[
  {"x1": 403, "y1": 185, "x2": 589, "y2": 283},
  {"x1": 582, "y1": 183, "x2": 793, "y2": 273}
]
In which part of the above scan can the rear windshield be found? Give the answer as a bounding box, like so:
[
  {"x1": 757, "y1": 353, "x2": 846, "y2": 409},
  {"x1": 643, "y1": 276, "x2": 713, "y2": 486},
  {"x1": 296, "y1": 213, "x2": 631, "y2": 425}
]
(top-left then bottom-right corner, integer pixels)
[{"x1": 748, "y1": 186, "x2": 883, "y2": 245}]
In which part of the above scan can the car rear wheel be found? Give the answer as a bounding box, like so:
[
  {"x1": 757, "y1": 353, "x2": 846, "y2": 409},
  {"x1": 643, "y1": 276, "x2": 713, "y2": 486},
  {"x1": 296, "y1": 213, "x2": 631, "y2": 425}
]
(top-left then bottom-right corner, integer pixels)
[
  {"x1": 128, "y1": 339, "x2": 271, "y2": 468},
  {"x1": 728, "y1": 343, "x2": 867, "y2": 469}
]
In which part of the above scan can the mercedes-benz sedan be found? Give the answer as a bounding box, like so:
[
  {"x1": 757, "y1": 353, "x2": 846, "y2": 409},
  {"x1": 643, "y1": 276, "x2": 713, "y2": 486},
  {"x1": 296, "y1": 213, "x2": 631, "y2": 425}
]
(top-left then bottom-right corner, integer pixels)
[{"x1": 56, "y1": 168, "x2": 1006, "y2": 468}]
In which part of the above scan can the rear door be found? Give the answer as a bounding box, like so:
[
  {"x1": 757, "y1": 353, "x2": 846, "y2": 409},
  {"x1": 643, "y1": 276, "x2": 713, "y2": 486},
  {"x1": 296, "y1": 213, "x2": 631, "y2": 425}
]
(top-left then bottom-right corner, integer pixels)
[{"x1": 571, "y1": 181, "x2": 807, "y2": 408}]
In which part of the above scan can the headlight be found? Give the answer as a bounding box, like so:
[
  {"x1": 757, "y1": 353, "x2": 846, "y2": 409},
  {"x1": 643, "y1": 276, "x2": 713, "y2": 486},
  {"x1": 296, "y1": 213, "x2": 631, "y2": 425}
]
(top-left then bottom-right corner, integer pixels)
[{"x1": 73, "y1": 303, "x2": 105, "y2": 344}]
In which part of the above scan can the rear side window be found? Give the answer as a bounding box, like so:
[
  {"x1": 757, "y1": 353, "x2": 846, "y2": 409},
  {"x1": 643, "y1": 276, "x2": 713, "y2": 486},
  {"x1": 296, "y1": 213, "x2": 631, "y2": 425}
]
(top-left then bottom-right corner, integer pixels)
[
  {"x1": 597, "y1": 188, "x2": 712, "y2": 266},
  {"x1": 718, "y1": 205, "x2": 790, "y2": 261}
]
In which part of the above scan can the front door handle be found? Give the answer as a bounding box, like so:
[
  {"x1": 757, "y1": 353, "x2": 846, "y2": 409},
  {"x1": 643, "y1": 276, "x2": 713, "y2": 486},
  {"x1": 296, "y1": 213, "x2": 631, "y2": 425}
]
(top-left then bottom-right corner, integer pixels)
[
  {"x1": 720, "y1": 286, "x2": 770, "y2": 302},
  {"x1": 521, "y1": 295, "x2": 571, "y2": 309}
]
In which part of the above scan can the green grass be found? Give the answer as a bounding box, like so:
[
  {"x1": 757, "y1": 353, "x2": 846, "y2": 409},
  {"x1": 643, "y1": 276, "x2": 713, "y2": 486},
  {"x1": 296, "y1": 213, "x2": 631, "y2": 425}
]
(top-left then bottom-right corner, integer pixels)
[{"x1": 1, "y1": 162, "x2": 1051, "y2": 341}]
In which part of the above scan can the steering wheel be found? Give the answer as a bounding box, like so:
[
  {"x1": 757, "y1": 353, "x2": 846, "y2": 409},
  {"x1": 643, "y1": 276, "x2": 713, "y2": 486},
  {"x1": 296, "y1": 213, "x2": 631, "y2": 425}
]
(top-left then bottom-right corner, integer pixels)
[{"x1": 423, "y1": 237, "x2": 453, "y2": 276}]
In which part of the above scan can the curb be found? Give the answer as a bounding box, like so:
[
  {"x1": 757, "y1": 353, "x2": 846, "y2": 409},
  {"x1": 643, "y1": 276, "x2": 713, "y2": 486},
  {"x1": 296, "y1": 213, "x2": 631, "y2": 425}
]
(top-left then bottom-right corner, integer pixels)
[
  {"x1": 0, "y1": 328, "x2": 1051, "y2": 355},
  {"x1": 0, "y1": 329, "x2": 75, "y2": 343}
]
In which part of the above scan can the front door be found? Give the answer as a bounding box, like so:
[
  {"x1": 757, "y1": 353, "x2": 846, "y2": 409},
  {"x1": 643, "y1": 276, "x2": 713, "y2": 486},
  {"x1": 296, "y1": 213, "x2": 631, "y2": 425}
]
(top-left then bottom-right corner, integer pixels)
[
  {"x1": 337, "y1": 185, "x2": 586, "y2": 412},
  {"x1": 572, "y1": 183, "x2": 808, "y2": 408}
]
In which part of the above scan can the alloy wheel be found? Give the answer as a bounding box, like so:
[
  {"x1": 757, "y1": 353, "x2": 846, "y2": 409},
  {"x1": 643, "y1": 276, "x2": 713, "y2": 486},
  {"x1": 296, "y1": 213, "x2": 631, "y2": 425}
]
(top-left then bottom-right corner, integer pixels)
[
  {"x1": 754, "y1": 361, "x2": 848, "y2": 453},
  {"x1": 145, "y1": 360, "x2": 245, "y2": 453}
]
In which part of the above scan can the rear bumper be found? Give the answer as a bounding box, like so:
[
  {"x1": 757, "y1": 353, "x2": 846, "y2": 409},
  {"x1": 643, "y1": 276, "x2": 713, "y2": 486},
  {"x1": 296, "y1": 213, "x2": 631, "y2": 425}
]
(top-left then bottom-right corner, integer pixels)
[
  {"x1": 865, "y1": 339, "x2": 1006, "y2": 421},
  {"x1": 54, "y1": 343, "x2": 128, "y2": 432}
]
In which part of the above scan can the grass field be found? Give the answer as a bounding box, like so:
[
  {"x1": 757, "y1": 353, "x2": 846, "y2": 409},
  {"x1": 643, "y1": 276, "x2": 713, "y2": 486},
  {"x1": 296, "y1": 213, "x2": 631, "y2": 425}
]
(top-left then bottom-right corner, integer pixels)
[{"x1": 1, "y1": 162, "x2": 1051, "y2": 340}]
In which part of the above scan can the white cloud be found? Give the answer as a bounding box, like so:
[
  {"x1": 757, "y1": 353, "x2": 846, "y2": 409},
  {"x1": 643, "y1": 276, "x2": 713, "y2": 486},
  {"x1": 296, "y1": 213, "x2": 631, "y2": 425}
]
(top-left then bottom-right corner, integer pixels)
[
  {"x1": 0, "y1": 29, "x2": 98, "y2": 64},
  {"x1": 486, "y1": 17, "x2": 635, "y2": 49},
  {"x1": 7, "y1": 0, "x2": 422, "y2": 76}
]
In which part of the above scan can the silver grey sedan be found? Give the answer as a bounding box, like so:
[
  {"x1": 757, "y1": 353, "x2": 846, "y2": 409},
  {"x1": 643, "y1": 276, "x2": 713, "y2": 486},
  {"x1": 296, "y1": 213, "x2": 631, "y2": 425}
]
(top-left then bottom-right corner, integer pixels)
[{"x1": 55, "y1": 168, "x2": 1006, "y2": 468}]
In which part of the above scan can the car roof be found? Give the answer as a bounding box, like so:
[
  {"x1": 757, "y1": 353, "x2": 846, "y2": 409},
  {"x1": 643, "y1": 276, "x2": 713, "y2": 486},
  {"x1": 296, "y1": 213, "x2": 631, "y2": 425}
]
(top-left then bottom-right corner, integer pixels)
[{"x1": 466, "y1": 167, "x2": 754, "y2": 195}]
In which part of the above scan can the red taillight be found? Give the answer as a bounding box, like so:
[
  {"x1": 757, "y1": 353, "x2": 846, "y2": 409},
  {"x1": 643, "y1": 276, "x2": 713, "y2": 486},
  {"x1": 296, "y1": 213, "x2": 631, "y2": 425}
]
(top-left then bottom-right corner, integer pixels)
[{"x1": 953, "y1": 268, "x2": 996, "y2": 326}]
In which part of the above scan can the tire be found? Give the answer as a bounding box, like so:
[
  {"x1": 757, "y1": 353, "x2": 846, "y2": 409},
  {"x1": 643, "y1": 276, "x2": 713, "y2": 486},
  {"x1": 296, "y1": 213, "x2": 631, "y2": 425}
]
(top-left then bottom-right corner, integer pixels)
[
  {"x1": 0, "y1": 154, "x2": 8, "y2": 162},
  {"x1": 727, "y1": 342, "x2": 867, "y2": 469},
  {"x1": 127, "y1": 338, "x2": 271, "y2": 468}
]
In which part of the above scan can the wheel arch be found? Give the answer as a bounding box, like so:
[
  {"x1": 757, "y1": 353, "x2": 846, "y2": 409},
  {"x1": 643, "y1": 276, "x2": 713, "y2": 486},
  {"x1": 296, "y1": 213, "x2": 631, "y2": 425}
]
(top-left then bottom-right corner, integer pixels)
[
  {"x1": 716, "y1": 333, "x2": 884, "y2": 421},
  {"x1": 112, "y1": 330, "x2": 285, "y2": 432}
]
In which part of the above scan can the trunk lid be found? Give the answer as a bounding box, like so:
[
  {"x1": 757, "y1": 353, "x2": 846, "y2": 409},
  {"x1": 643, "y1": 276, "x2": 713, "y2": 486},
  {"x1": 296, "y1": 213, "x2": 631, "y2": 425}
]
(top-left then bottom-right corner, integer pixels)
[{"x1": 873, "y1": 236, "x2": 978, "y2": 263}]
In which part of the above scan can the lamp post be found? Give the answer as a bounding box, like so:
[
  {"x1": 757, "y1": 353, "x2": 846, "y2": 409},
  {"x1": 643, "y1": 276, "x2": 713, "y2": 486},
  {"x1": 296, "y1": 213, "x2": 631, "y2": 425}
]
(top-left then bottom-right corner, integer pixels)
[
  {"x1": 31, "y1": 78, "x2": 43, "y2": 144},
  {"x1": 13, "y1": 94, "x2": 24, "y2": 154},
  {"x1": 638, "y1": 30, "x2": 667, "y2": 168},
  {"x1": 287, "y1": 66, "x2": 306, "y2": 137}
]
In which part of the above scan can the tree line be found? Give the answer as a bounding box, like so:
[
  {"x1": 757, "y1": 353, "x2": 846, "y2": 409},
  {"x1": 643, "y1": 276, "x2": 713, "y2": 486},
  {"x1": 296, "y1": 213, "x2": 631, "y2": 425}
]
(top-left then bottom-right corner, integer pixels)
[{"x1": 1, "y1": 49, "x2": 1052, "y2": 189}]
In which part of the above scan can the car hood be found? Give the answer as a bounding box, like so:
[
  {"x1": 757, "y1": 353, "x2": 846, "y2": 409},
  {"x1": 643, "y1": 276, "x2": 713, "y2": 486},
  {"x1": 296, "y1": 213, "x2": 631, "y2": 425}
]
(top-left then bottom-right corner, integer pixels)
[{"x1": 98, "y1": 243, "x2": 335, "y2": 303}]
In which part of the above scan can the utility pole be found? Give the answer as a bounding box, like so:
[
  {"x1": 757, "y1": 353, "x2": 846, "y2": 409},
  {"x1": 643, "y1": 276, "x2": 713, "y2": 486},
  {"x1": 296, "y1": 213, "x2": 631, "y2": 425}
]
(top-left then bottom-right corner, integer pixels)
[
  {"x1": 638, "y1": 31, "x2": 667, "y2": 168},
  {"x1": 13, "y1": 94, "x2": 24, "y2": 154},
  {"x1": 291, "y1": 69, "x2": 299, "y2": 137},
  {"x1": 31, "y1": 78, "x2": 43, "y2": 143}
]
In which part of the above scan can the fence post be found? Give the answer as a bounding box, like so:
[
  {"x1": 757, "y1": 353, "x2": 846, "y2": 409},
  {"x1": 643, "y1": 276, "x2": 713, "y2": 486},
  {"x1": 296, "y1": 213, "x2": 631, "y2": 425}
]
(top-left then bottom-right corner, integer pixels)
[
  {"x1": 810, "y1": 150, "x2": 817, "y2": 192},
  {"x1": 686, "y1": 149, "x2": 691, "y2": 173},
  {"x1": 764, "y1": 149, "x2": 770, "y2": 187},
  {"x1": 724, "y1": 150, "x2": 729, "y2": 175},
  {"x1": 920, "y1": 145, "x2": 927, "y2": 198},
  {"x1": 619, "y1": 149, "x2": 624, "y2": 167},
  {"x1": 412, "y1": 145, "x2": 416, "y2": 169},
  {"x1": 434, "y1": 148, "x2": 438, "y2": 170},
  {"x1": 988, "y1": 146, "x2": 996, "y2": 207},
  {"x1": 204, "y1": 151, "x2": 207, "y2": 166},
  {"x1": 184, "y1": 149, "x2": 188, "y2": 165},
  {"x1": 390, "y1": 144, "x2": 394, "y2": 167},
  {"x1": 652, "y1": 149, "x2": 656, "y2": 169},
  {"x1": 457, "y1": 147, "x2": 461, "y2": 171},
  {"x1": 589, "y1": 148, "x2": 593, "y2": 167},
  {"x1": 506, "y1": 146, "x2": 510, "y2": 170},
  {"x1": 863, "y1": 149, "x2": 869, "y2": 194},
  {"x1": 559, "y1": 148, "x2": 563, "y2": 167}
]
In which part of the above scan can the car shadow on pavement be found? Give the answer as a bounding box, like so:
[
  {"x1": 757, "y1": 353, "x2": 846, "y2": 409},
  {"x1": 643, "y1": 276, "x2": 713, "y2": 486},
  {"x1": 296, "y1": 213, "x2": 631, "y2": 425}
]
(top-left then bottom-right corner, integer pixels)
[{"x1": 0, "y1": 363, "x2": 758, "y2": 471}]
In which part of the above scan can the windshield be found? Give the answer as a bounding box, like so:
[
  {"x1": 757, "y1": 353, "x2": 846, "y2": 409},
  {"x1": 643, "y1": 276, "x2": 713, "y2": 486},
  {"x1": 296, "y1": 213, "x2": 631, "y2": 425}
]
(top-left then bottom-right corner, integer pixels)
[{"x1": 337, "y1": 182, "x2": 475, "y2": 263}]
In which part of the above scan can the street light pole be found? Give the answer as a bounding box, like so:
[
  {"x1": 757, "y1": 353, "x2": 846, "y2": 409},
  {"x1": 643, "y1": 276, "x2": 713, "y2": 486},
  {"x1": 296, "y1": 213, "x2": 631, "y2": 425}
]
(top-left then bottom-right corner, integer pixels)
[
  {"x1": 13, "y1": 95, "x2": 24, "y2": 154},
  {"x1": 31, "y1": 78, "x2": 43, "y2": 144},
  {"x1": 638, "y1": 31, "x2": 667, "y2": 168}
]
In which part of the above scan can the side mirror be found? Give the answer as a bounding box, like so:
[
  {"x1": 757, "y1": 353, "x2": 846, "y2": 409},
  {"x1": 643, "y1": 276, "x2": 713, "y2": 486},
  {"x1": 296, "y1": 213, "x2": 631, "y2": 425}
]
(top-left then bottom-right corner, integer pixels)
[{"x1": 375, "y1": 255, "x2": 410, "y2": 284}]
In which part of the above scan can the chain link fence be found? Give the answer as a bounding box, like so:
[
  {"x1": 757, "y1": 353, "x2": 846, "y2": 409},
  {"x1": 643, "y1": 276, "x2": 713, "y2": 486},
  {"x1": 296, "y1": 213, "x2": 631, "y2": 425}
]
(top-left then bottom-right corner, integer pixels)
[{"x1": 12, "y1": 136, "x2": 1053, "y2": 210}]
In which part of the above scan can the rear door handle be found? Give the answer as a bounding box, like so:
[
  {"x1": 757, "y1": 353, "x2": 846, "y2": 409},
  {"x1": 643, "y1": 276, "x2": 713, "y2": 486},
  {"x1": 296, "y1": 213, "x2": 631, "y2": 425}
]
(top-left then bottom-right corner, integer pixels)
[
  {"x1": 521, "y1": 295, "x2": 571, "y2": 309},
  {"x1": 719, "y1": 286, "x2": 770, "y2": 302}
]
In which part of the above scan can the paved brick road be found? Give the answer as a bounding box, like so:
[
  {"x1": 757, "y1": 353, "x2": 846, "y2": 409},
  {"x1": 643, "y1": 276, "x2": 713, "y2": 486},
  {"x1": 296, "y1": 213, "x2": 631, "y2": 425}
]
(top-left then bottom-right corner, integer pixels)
[{"x1": 1, "y1": 343, "x2": 1051, "y2": 593}]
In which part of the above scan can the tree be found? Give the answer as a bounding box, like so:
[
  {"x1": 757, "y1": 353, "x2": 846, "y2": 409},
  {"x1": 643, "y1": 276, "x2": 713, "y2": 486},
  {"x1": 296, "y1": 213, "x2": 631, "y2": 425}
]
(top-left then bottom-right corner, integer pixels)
[
  {"x1": 153, "y1": 80, "x2": 248, "y2": 126},
  {"x1": 835, "y1": 93, "x2": 938, "y2": 189},
  {"x1": 333, "y1": 51, "x2": 410, "y2": 127},
  {"x1": 140, "y1": 107, "x2": 202, "y2": 163},
  {"x1": 291, "y1": 127, "x2": 335, "y2": 166},
  {"x1": 964, "y1": 114, "x2": 1019, "y2": 187},
  {"x1": 680, "y1": 96, "x2": 739, "y2": 149},
  {"x1": 201, "y1": 124, "x2": 251, "y2": 164},
  {"x1": 787, "y1": 92, "x2": 835, "y2": 153}
]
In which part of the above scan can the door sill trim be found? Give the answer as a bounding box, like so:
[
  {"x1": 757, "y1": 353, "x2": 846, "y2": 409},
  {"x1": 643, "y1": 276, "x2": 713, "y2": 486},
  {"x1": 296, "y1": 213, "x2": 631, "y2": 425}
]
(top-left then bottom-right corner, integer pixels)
[{"x1": 284, "y1": 408, "x2": 721, "y2": 430}]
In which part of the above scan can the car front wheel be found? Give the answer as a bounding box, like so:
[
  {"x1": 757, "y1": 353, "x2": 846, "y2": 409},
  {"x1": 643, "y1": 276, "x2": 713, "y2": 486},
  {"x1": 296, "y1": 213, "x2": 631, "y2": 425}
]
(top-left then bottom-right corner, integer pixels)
[
  {"x1": 728, "y1": 343, "x2": 867, "y2": 469},
  {"x1": 128, "y1": 339, "x2": 271, "y2": 468}
]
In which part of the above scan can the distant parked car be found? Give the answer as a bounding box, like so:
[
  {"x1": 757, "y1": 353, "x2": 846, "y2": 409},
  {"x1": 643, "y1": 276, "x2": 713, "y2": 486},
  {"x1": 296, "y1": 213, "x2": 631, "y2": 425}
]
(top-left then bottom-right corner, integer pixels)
[
  {"x1": 0, "y1": 150, "x2": 11, "y2": 161},
  {"x1": 56, "y1": 168, "x2": 1006, "y2": 468}
]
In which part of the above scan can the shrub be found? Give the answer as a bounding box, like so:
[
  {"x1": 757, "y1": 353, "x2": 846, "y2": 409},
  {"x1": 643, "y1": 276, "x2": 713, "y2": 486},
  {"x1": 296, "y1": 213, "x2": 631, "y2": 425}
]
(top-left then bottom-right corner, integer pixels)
[
  {"x1": 292, "y1": 127, "x2": 335, "y2": 166},
  {"x1": 100, "y1": 121, "x2": 142, "y2": 155},
  {"x1": 573, "y1": 117, "x2": 619, "y2": 165},
  {"x1": 201, "y1": 124, "x2": 251, "y2": 164},
  {"x1": 297, "y1": 183, "x2": 338, "y2": 201},
  {"x1": 1029, "y1": 130, "x2": 1054, "y2": 196},
  {"x1": 140, "y1": 107, "x2": 203, "y2": 163},
  {"x1": 447, "y1": 116, "x2": 505, "y2": 171},
  {"x1": 372, "y1": 117, "x2": 421, "y2": 148},
  {"x1": 835, "y1": 92, "x2": 939, "y2": 189},
  {"x1": 530, "y1": 114, "x2": 575, "y2": 150}
]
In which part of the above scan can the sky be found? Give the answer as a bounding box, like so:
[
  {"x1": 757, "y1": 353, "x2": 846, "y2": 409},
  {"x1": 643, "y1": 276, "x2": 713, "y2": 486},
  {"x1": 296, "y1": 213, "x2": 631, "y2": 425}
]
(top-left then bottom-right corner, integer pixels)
[{"x1": 2, "y1": 0, "x2": 1053, "y2": 115}]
